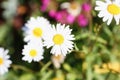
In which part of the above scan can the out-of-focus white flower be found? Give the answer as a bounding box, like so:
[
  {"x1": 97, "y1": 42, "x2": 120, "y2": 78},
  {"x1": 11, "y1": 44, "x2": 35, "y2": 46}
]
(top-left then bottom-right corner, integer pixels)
[
  {"x1": 22, "y1": 42, "x2": 44, "y2": 63},
  {"x1": 23, "y1": 17, "x2": 51, "y2": 43},
  {"x1": 44, "y1": 23, "x2": 75, "y2": 56},
  {"x1": 2, "y1": 0, "x2": 18, "y2": 19},
  {"x1": 51, "y1": 54, "x2": 65, "y2": 69},
  {"x1": 95, "y1": 0, "x2": 120, "y2": 25},
  {"x1": 61, "y1": 1, "x2": 81, "y2": 17},
  {"x1": 0, "y1": 48, "x2": 12, "y2": 75}
]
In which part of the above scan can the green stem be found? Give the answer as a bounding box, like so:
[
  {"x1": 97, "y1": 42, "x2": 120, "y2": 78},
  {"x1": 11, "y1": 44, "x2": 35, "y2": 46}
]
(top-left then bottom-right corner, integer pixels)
[
  {"x1": 40, "y1": 61, "x2": 52, "y2": 72},
  {"x1": 11, "y1": 64, "x2": 34, "y2": 73},
  {"x1": 86, "y1": 56, "x2": 93, "y2": 80}
]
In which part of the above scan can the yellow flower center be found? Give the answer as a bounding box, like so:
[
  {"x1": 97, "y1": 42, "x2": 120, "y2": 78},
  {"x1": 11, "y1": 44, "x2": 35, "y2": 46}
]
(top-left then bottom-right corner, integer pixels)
[
  {"x1": 29, "y1": 49, "x2": 37, "y2": 57},
  {"x1": 53, "y1": 34, "x2": 64, "y2": 45},
  {"x1": 107, "y1": 4, "x2": 120, "y2": 15},
  {"x1": 70, "y1": 2, "x2": 78, "y2": 10},
  {"x1": 0, "y1": 58, "x2": 3, "y2": 65},
  {"x1": 33, "y1": 27, "x2": 43, "y2": 37}
]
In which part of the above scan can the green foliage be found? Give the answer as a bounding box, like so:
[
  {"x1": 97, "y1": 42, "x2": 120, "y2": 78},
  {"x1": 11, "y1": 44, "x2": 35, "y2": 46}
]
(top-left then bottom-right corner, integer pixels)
[{"x1": 0, "y1": 0, "x2": 120, "y2": 80}]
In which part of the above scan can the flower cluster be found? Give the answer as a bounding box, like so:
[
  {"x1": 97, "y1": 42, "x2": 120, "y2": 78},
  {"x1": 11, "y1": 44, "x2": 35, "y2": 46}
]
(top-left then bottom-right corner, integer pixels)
[
  {"x1": 22, "y1": 17, "x2": 75, "y2": 63},
  {"x1": 0, "y1": 16, "x2": 75, "y2": 75},
  {"x1": 0, "y1": 0, "x2": 120, "y2": 78},
  {"x1": 40, "y1": 0, "x2": 92, "y2": 27},
  {"x1": 95, "y1": 0, "x2": 120, "y2": 25}
]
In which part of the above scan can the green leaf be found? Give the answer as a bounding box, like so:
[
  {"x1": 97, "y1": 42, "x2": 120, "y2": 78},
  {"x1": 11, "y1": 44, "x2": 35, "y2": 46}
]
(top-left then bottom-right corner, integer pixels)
[{"x1": 19, "y1": 73, "x2": 36, "y2": 80}]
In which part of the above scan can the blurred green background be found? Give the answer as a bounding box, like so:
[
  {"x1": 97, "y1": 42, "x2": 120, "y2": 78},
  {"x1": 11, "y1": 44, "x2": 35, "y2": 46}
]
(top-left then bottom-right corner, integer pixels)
[{"x1": 0, "y1": 0, "x2": 120, "y2": 80}]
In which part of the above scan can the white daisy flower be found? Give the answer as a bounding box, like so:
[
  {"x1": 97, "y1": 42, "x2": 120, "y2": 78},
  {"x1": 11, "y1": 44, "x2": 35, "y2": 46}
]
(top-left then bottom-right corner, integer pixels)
[
  {"x1": 0, "y1": 48, "x2": 12, "y2": 75},
  {"x1": 44, "y1": 23, "x2": 75, "y2": 56},
  {"x1": 23, "y1": 17, "x2": 51, "y2": 43},
  {"x1": 61, "y1": 1, "x2": 81, "y2": 17},
  {"x1": 95, "y1": 0, "x2": 120, "y2": 25},
  {"x1": 22, "y1": 42, "x2": 44, "y2": 63}
]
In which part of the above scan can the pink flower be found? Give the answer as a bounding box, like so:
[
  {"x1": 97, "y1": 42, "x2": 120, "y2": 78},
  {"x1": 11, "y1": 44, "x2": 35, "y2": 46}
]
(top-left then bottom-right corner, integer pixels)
[
  {"x1": 48, "y1": 10, "x2": 56, "y2": 18},
  {"x1": 82, "y1": 3, "x2": 91, "y2": 12},
  {"x1": 77, "y1": 14, "x2": 88, "y2": 27},
  {"x1": 67, "y1": 14, "x2": 75, "y2": 24},
  {"x1": 40, "y1": 0, "x2": 50, "y2": 12},
  {"x1": 55, "y1": 10, "x2": 75, "y2": 24}
]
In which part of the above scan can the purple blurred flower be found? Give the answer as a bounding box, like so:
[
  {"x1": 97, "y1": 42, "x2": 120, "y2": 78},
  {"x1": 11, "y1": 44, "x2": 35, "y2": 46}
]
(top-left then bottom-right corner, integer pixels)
[
  {"x1": 77, "y1": 14, "x2": 88, "y2": 27},
  {"x1": 40, "y1": 0, "x2": 50, "y2": 12},
  {"x1": 55, "y1": 10, "x2": 75, "y2": 24},
  {"x1": 82, "y1": 3, "x2": 91, "y2": 12}
]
